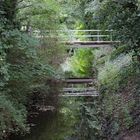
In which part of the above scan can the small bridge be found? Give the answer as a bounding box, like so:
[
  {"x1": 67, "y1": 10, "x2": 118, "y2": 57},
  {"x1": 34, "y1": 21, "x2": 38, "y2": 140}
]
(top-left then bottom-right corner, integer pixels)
[
  {"x1": 62, "y1": 87, "x2": 98, "y2": 97},
  {"x1": 33, "y1": 29, "x2": 120, "y2": 48},
  {"x1": 61, "y1": 78, "x2": 99, "y2": 97}
]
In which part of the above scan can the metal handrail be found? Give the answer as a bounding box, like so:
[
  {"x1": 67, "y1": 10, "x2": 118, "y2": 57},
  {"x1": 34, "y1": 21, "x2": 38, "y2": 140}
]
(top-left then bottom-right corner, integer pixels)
[{"x1": 33, "y1": 29, "x2": 114, "y2": 42}]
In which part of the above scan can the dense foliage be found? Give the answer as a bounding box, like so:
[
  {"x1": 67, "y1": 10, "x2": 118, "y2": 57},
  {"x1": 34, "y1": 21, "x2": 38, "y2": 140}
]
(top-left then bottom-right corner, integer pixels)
[
  {"x1": 61, "y1": 0, "x2": 140, "y2": 139},
  {"x1": 0, "y1": 0, "x2": 63, "y2": 139},
  {"x1": 87, "y1": 0, "x2": 140, "y2": 55},
  {"x1": 0, "y1": 0, "x2": 140, "y2": 139},
  {"x1": 68, "y1": 48, "x2": 94, "y2": 77}
]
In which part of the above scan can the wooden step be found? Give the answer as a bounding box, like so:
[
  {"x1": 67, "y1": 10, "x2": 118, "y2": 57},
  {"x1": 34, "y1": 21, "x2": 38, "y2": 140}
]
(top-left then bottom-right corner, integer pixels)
[
  {"x1": 64, "y1": 78, "x2": 94, "y2": 84},
  {"x1": 60, "y1": 93, "x2": 99, "y2": 97},
  {"x1": 63, "y1": 87, "x2": 96, "y2": 92},
  {"x1": 65, "y1": 41, "x2": 120, "y2": 46},
  {"x1": 60, "y1": 92, "x2": 99, "y2": 97}
]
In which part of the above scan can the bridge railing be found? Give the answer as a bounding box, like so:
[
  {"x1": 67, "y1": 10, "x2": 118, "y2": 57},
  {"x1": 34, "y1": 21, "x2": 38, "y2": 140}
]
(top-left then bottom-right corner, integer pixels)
[
  {"x1": 32, "y1": 30, "x2": 114, "y2": 42},
  {"x1": 60, "y1": 30, "x2": 113, "y2": 42}
]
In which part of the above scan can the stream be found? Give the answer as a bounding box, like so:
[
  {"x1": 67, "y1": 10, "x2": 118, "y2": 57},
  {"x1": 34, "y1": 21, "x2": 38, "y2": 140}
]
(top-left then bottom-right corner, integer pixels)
[{"x1": 12, "y1": 98, "x2": 80, "y2": 140}]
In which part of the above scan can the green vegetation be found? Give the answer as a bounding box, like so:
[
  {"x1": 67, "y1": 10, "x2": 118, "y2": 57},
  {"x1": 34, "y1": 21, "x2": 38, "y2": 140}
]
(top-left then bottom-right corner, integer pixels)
[
  {"x1": 68, "y1": 48, "x2": 94, "y2": 77},
  {"x1": 0, "y1": 0, "x2": 63, "y2": 139},
  {"x1": 61, "y1": 0, "x2": 140, "y2": 139},
  {"x1": 0, "y1": 0, "x2": 140, "y2": 140}
]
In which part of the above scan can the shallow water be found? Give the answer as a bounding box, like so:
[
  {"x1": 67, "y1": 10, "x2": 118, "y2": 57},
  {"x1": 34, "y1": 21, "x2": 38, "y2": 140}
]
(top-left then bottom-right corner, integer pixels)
[{"x1": 12, "y1": 99, "x2": 79, "y2": 140}]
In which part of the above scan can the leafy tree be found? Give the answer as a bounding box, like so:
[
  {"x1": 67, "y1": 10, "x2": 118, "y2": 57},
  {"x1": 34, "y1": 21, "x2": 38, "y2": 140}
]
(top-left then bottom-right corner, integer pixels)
[
  {"x1": 0, "y1": 0, "x2": 63, "y2": 139},
  {"x1": 87, "y1": 0, "x2": 140, "y2": 57}
]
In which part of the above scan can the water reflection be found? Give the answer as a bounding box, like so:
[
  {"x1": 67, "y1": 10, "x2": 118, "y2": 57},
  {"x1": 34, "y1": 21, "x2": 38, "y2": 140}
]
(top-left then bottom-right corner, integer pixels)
[{"x1": 13, "y1": 99, "x2": 79, "y2": 140}]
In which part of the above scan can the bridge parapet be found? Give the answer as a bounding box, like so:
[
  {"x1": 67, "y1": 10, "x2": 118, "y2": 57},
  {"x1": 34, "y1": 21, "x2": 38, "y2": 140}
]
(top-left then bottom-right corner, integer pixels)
[{"x1": 32, "y1": 29, "x2": 119, "y2": 43}]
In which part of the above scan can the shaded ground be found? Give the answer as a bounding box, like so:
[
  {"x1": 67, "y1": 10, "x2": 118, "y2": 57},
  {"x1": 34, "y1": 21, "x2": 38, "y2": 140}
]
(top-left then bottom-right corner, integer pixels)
[{"x1": 120, "y1": 132, "x2": 140, "y2": 140}]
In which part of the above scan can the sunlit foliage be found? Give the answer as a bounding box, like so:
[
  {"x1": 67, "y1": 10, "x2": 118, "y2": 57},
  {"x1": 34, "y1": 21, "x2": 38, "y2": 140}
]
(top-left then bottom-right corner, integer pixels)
[{"x1": 69, "y1": 49, "x2": 94, "y2": 77}]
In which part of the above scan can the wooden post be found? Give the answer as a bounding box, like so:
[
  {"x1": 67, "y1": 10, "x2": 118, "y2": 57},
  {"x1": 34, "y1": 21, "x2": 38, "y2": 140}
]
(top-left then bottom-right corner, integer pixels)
[
  {"x1": 97, "y1": 30, "x2": 100, "y2": 41},
  {"x1": 110, "y1": 30, "x2": 113, "y2": 41}
]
